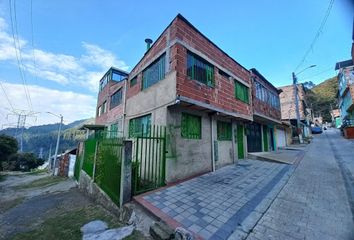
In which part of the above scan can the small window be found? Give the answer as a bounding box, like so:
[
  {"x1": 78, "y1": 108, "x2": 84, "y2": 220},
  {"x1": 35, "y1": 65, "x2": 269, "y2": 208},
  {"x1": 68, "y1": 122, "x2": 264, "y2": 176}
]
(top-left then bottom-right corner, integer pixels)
[
  {"x1": 109, "y1": 123, "x2": 118, "y2": 138},
  {"x1": 142, "y1": 54, "x2": 166, "y2": 90},
  {"x1": 187, "y1": 51, "x2": 214, "y2": 87},
  {"x1": 102, "y1": 101, "x2": 107, "y2": 114},
  {"x1": 110, "y1": 89, "x2": 122, "y2": 109},
  {"x1": 181, "y1": 113, "x2": 202, "y2": 139},
  {"x1": 97, "y1": 106, "x2": 102, "y2": 117},
  {"x1": 130, "y1": 76, "x2": 137, "y2": 87},
  {"x1": 217, "y1": 121, "x2": 232, "y2": 141},
  {"x1": 234, "y1": 81, "x2": 249, "y2": 104},
  {"x1": 129, "y1": 114, "x2": 151, "y2": 137}
]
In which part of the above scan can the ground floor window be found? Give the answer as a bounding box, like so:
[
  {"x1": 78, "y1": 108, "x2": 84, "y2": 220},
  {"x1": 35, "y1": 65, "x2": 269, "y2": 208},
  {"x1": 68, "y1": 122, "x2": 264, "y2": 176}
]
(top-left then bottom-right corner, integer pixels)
[
  {"x1": 217, "y1": 121, "x2": 232, "y2": 141},
  {"x1": 129, "y1": 114, "x2": 151, "y2": 137},
  {"x1": 181, "y1": 113, "x2": 202, "y2": 139}
]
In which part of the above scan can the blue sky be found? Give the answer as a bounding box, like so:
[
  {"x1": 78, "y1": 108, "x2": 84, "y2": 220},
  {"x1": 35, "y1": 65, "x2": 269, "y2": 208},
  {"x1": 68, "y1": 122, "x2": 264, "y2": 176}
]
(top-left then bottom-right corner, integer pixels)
[{"x1": 0, "y1": 0, "x2": 353, "y2": 126}]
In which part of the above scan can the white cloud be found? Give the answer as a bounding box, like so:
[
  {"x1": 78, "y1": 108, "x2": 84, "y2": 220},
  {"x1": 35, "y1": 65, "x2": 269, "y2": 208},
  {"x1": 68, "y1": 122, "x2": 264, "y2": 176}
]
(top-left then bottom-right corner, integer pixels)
[
  {"x1": 0, "y1": 82, "x2": 96, "y2": 127},
  {"x1": 0, "y1": 17, "x2": 129, "y2": 92}
]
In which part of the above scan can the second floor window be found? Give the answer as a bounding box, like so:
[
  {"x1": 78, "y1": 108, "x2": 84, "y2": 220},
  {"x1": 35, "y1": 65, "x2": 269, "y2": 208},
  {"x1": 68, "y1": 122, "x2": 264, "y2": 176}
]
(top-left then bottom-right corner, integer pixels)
[
  {"x1": 235, "y1": 81, "x2": 249, "y2": 104},
  {"x1": 110, "y1": 89, "x2": 122, "y2": 109},
  {"x1": 187, "y1": 51, "x2": 214, "y2": 87},
  {"x1": 142, "y1": 54, "x2": 166, "y2": 90}
]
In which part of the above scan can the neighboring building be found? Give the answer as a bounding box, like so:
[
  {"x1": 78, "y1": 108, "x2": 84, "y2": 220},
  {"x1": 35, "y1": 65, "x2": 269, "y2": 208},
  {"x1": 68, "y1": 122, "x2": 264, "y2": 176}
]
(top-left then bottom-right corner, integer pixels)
[
  {"x1": 249, "y1": 68, "x2": 282, "y2": 151},
  {"x1": 95, "y1": 67, "x2": 129, "y2": 137},
  {"x1": 279, "y1": 84, "x2": 311, "y2": 139},
  {"x1": 330, "y1": 109, "x2": 341, "y2": 128},
  {"x1": 124, "y1": 14, "x2": 253, "y2": 183},
  {"x1": 58, "y1": 148, "x2": 77, "y2": 177},
  {"x1": 335, "y1": 59, "x2": 354, "y2": 138}
]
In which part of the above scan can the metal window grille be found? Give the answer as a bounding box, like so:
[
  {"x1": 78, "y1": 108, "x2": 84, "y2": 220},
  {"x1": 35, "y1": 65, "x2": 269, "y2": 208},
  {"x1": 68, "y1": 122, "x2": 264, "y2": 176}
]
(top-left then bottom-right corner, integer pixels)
[
  {"x1": 129, "y1": 114, "x2": 152, "y2": 138},
  {"x1": 187, "y1": 51, "x2": 214, "y2": 87},
  {"x1": 181, "y1": 113, "x2": 202, "y2": 139},
  {"x1": 235, "y1": 81, "x2": 249, "y2": 104},
  {"x1": 142, "y1": 54, "x2": 166, "y2": 90},
  {"x1": 217, "y1": 121, "x2": 232, "y2": 141}
]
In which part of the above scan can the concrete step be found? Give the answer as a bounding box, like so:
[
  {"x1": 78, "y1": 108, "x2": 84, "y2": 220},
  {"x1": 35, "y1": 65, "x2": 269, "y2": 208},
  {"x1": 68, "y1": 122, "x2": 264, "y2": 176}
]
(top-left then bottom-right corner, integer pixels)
[{"x1": 149, "y1": 221, "x2": 174, "y2": 240}]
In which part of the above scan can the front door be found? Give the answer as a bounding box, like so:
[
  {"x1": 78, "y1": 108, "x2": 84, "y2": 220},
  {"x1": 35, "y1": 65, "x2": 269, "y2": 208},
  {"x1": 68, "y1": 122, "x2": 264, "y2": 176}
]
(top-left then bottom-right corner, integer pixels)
[
  {"x1": 246, "y1": 123, "x2": 262, "y2": 152},
  {"x1": 236, "y1": 125, "x2": 244, "y2": 159}
]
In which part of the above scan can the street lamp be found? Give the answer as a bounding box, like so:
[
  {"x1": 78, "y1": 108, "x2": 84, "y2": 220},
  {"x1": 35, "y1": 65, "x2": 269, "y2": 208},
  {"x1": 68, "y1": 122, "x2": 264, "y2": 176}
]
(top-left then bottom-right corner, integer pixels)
[
  {"x1": 292, "y1": 65, "x2": 316, "y2": 143},
  {"x1": 47, "y1": 112, "x2": 63, "y2": 176}
]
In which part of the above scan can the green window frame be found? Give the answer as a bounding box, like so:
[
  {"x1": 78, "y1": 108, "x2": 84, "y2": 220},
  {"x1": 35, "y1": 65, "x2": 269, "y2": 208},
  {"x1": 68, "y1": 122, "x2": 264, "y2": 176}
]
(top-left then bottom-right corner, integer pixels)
[
  {"x1": 130, "y1": 76, "x2": 137, "y2": 87},
  {"x1": 235, "y1": 81, "x2": 249, "y2": 104},
  {"x1": 129, "y1": 114, "x2": 151, "y2": 137},
  {"x1": 217, "y1": 121, "x2": 232, "y2": 141},
  {"x1": 187, "y1": 51, "x2": 214, "y2": 87},
  {"x1": 142, "y1": 54, "x2": 166, "y2": 90},
  {"x1": 181, "y1": 113, "x2": 202, "y2": 139}
]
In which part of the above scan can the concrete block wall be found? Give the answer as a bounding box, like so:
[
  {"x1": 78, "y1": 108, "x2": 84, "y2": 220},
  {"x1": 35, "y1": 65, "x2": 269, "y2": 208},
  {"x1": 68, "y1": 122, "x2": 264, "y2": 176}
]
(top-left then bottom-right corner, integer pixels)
[{"x1": 279, "y1": 84, "x2": 306, "y2": 120}]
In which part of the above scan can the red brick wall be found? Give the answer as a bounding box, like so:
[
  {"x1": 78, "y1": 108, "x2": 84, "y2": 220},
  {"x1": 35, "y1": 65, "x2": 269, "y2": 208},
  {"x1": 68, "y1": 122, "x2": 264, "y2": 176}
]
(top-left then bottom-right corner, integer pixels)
[
  {"x1": 251, "y1": 73, "x2": 281, "y2": 121},
  {"x1": 124, "y1": 15, "x2": 252, "y2": 117},
  {"x1": 171, "y1": 18, "x2": 252, "y2": 117},
  {"x1": 95, "y1": 80, "x2": 125, "y2": 125},
  {"x1": 126, "y1": 32, "x2": 168, "y2": 99}
]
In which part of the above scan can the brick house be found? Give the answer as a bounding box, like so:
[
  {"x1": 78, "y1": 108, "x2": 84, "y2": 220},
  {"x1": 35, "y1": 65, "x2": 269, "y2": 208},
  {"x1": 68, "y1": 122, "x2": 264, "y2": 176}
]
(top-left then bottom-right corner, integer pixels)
[
  {"x1": 249, "y1": 69, "x2": 283, "y2": 151},
  {"x1": 95, "y1": 67, "x2": 129, "y2": 137},
  {"x1": 123, "y1": 14, "x2": 253, "y2": 183},
  {"x1": 279, "y1": 84, "x2": 311, "y2": 138}
]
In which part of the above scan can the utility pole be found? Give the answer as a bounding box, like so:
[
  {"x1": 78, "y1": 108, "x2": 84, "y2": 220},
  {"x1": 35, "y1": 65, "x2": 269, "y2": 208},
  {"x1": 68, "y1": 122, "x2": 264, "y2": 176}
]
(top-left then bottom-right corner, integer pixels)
[
  {"x1": 48, "y1": 144, "x2": 52, "y2": 169},
  {"x1": 39, "y1": 147, "x2": 43, "y2": 159},
  {"x1": 292, "y1": 72, "x2": 303, "y2": 143},
  {"x1": 51, "y1": 113, "x2": 63, "y2": 176}
]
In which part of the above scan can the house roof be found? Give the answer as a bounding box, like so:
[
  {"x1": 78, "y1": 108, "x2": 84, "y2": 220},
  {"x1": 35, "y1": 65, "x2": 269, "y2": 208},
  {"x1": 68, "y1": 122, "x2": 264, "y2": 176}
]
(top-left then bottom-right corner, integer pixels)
[
  {"x1": 78, "y1": 124, "x2": 105, "y2": 130},
  {"x1": 130, "y1": 13, "x2": 249, "y2": 76},
  {"x1": 335, "y1": 59, "x2": 353, "y2": 70},
  {"x1": 250, "y1": 68, "x2": 282, "y2": 93}
]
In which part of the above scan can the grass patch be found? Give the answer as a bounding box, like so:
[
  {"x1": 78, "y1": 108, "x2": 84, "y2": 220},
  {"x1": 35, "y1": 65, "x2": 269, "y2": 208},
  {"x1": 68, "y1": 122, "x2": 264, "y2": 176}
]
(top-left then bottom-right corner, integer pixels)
[
  {"x1": 11, "y1": 206, "x2": 122, "y2": 240},
  {"x1": 16, "y1": 176, "x2": 64, "y2": 189},
  {"x1": 0, "y1": 197, "x2": 25, "y2": 214}
]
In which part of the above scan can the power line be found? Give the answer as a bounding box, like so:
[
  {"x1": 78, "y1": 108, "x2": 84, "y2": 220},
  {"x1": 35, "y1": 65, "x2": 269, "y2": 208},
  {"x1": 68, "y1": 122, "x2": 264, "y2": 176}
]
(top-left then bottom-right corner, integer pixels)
[
  {"x1": 294, "y1": 0, "x2": 335, "y2": 72},
  {"x1": 8, "y1": 0, "x2": 33, "y2": 111},
  {"x1": 300, "y1": 67, "x2": 335, "y2": 81},
  {"x1": 0, "y1": 81, "x2": 15, "y2": 111}
]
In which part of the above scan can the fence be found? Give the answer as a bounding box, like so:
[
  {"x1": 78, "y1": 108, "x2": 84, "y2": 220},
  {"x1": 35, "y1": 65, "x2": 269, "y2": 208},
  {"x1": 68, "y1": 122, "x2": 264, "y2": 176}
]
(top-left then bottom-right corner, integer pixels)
[
  {"x1": 132, "y1": 125, "x2": 166, "y2": 195},
  {"x1": 76, "y1": 131, "x2": 124, "y2": 206}
]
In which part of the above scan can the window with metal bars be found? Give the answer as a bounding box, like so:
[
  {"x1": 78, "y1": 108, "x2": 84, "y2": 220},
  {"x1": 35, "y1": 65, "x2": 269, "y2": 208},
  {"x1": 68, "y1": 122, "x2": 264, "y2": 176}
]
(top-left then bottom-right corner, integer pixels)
[
  {"x1": 181, "y1": 113, "x2": 202, "y2": 139},
  {"x1": 187, "y1": 51, "x2": 214, "y2": 87},
  {"x1": 129, "y1": 114, "x2": 151, "y2": 138},
  {"x1": 234, "y1": 81, "x2": 249, "y2": 104},
  {"x1": 217, "y1": 121, "x2": 232, "y2": 141},
  {"x1": 110, "y1": 88, "x2": 122, "y2": 109},
  {"x1": 142, "y1": 54, "x2": 166, "y2": 90}
]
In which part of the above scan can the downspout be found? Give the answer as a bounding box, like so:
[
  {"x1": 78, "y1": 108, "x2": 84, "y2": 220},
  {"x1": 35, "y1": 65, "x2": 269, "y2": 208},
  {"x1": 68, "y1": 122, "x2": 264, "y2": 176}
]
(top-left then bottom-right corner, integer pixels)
[
  {"x1": 122, "y1": 78, "x2": 127, "y2": 137},
  {"x1": 210, "y1": 113, "x2": 216, "y2": 172},
  {"x1": 231, "y1": 119, "x2": 237, "y2": 165}
]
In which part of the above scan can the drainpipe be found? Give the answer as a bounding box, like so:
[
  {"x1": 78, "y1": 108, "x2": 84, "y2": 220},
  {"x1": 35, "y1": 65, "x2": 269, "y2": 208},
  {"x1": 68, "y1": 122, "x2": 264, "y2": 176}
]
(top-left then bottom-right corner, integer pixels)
[
  {"x1": 231, "y1": 119, "x2": 237, "y2": 165},
  {"x1": 122, "y1": 79, "x2": 127, "y2": 137},
  {"x1": 210, "y1": 113, "x2": 216, "y2": 172},
  {"x1": 145, "y1": 38, "x2": 153, "y2": 51}
]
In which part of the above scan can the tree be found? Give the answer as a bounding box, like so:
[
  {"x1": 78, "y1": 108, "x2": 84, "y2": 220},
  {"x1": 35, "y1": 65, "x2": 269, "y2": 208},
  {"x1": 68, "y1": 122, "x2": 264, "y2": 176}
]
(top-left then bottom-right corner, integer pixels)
[
  {"x1": 7, "y1": 153, "x2": 44, "y2": 171},
  {"x1": 0, "y1": 134, "x2": 18, "y2": 170}
]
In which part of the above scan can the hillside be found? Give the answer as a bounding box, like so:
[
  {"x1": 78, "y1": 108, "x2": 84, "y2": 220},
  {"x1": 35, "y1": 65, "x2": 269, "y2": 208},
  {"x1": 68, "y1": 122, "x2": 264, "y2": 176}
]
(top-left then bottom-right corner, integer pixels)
[
  {"x1": 305, "y1": 76, "x2": 338, "y2": 122},
  {"x1": 0, "y1": 118, "x2": 94, "y2": 158}
]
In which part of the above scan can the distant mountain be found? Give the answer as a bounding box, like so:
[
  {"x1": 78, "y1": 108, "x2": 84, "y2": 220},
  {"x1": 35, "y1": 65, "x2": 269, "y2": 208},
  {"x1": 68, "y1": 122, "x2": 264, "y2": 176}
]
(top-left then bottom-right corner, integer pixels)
[
  {"x1": 305, "y1": 76, "x2": 338, "y2": 122},
  {"x1": 0, "y1": 118, "x2": 94, "y2": 158}
]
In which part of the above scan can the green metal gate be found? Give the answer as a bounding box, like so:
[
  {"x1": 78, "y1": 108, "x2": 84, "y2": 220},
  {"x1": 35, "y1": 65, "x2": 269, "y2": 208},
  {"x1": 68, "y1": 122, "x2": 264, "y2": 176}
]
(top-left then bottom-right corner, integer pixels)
[{"x1": 132, "y1": 125, "x2": 166, "y2": 195}]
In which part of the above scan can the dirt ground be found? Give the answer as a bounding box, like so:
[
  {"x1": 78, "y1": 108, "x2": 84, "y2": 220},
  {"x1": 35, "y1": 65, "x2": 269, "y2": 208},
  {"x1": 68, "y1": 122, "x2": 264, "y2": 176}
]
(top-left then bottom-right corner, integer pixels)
[{"x1": 0, "y1": 172, "x2": 150, "y2": 240}]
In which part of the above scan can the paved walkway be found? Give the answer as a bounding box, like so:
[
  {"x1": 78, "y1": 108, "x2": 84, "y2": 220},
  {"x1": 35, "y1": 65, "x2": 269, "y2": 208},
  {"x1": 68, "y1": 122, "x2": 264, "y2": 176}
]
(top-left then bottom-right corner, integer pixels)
[
  {"x1": 246, "y1": 129, "x2": 354, "y2": 240},
  {"x1": 248, "y1": 148, "x2": 302, "y2": 165},
  {"x1": 136, "y1": 154, "x2": 303, "y2": 239}
]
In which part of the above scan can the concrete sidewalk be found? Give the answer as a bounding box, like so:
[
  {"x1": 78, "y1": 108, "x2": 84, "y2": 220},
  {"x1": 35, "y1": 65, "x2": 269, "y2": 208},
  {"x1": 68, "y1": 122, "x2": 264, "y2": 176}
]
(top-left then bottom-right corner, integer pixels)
[
  {"x1": 135, "y1": 151, "x2": 305, "y2": 240},
  {"x1": 247, "y1": 147, "x2": 305, "y2": 165}
]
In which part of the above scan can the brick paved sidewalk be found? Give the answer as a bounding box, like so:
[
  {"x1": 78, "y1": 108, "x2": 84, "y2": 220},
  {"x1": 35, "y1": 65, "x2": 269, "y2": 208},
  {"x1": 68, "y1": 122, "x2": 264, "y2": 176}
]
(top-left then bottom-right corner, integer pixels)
[
  {"x1": 135, "y1": 156, "x2": 302, "y2": 240},
  {"x1": 245, "y1": 130, "x2": 354, "y2": 240}
]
